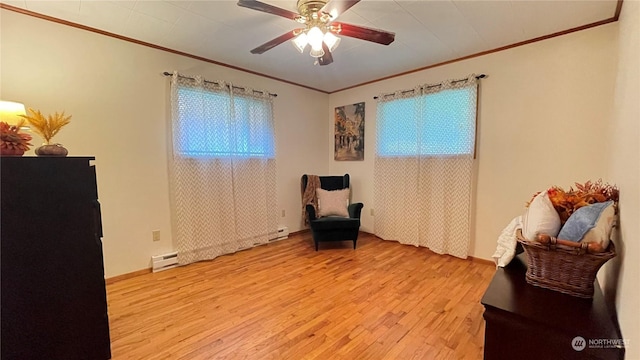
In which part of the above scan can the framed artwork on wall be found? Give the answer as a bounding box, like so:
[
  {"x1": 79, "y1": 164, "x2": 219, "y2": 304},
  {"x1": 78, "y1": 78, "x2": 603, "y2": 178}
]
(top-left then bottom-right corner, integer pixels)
[{"x1": 334, "y1": 102, "x2": 365, "y2": 161}]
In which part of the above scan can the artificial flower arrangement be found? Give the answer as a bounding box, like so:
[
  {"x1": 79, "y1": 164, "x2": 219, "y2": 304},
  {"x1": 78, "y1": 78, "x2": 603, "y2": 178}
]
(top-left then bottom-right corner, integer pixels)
[
  {"x1": 527, "y1": 179, "x2": 619, "y2": 224},
  {"x1": 0, "y1": 120, "x2": 32, "y2": 156},
  {"x1": 20, "y1": 108, "x2": 71, "y2": 156}
]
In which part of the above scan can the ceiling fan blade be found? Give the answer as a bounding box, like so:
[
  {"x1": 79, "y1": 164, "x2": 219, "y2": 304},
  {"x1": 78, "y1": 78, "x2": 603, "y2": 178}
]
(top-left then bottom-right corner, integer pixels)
[
  {"x1": 320, "y1": 0, "x2": 361, "y2": 20},
  {"x1": 318, "y1": 43, "x2": 333, "y2": 66},
  {"x1": 250, "y1": 30, "x2": 300, "y2": 54},
  {"x1": 332, "y1": 22, "x2": 395, "y2": 45},
  {"x1": 237, "y1": 0, "x2": 300, "y2": 21}
]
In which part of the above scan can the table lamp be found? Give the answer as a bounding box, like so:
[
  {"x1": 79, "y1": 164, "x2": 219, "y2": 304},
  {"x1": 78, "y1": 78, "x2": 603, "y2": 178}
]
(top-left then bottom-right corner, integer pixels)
[{"x1": 0, "y1": 100, "x2": 29, "y2": 129}]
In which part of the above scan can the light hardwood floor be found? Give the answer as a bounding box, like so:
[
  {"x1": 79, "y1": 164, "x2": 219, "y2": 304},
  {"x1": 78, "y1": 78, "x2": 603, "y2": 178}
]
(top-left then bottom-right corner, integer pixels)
[{"x1": 107, "y1": 232, "x2": 495, "y2": 359}]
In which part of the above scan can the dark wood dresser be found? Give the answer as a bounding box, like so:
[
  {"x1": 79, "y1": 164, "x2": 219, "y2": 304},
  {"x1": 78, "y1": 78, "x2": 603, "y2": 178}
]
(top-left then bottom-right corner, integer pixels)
[
  {"x1": 1, "y1": 157, "x2": 111, "y2": 359},
  {"x1": 481, "y1": 254, "x2": 624, "y2": 360}
]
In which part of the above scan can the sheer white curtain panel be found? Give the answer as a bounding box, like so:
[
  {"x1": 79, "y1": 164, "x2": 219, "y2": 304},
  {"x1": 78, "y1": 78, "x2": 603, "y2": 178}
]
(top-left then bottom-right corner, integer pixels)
[
  {"x1": 169, "y1": 72, "x2": 278, "y2": 265},
  {"x1": 374, "y1": 74, "x2": 478, "y2": 258}
]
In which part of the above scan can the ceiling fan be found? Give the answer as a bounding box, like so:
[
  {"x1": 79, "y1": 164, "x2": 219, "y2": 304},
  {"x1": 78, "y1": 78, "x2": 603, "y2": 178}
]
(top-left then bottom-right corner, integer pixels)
[{"x1": 237, "y1": 0, "x2": 395, "y2": 66}]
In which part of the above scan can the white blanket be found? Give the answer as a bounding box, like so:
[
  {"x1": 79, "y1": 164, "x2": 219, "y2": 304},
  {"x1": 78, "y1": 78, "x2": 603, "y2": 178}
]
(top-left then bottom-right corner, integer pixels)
[{"x1": 492, "y1": 216, "x2": 523, "y2": 267}]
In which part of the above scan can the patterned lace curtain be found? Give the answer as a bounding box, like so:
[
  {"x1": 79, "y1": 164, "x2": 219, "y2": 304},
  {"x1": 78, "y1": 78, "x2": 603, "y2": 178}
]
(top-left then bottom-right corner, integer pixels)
[
  {"x1": 169, "y1": 72, "x2": 278, "y2": 265},
  {"x1": 374, "y1": 74, "x2": 478, "y2": 258}
]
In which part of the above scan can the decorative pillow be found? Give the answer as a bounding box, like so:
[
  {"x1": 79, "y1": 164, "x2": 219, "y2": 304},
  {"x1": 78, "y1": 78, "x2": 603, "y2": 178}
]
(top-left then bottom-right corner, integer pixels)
[
  {"x1": 582, "y1": 203, "x2": 615, "y2": 250},
  {"x1": 522, "y1": 191, "x2": 561, "y2": 240},
  {"x1": 558, "y1": 201, "x2": 614, "y2": 249},
  {"x1": 316, "y1": 188, "x2": 350, "y2": 218}
]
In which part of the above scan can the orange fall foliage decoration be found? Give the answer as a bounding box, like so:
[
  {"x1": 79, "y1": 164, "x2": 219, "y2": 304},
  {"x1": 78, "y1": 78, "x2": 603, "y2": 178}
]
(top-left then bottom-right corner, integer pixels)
[{"x1": 527, "y1": 180, "x2": 619, "y2": 224}]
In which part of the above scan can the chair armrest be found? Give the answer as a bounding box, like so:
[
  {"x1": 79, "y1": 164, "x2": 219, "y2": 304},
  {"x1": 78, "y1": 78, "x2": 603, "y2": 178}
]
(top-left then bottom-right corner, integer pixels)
[
  {"x1": 306, "y1": 204, "x2": 317, "y2": 221},
  {"x1": 348, "y1": 203, "x2": 364, "y2": 219}
]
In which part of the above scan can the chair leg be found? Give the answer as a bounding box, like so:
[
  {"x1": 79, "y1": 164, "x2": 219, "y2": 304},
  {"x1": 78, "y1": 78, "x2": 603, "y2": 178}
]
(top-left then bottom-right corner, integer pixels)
[
  {"x1": 315, "y1": 240, "x2": 319, "y2": 251},
  {"x1": 353, "y1": 240, "x2": 357, "y2": 249}
]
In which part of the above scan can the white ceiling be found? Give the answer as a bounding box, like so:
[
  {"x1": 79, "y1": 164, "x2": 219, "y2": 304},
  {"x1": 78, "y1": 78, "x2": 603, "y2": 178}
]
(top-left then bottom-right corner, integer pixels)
[{"x1": 2, "y1": 0, "x2": 619, "y2": 92}]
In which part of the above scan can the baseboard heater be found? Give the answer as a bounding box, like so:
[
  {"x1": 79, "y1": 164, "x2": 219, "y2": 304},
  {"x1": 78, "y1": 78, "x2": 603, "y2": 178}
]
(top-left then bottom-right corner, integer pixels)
[
  {"x1": 151, "y1": 251, "x2": 178, "y2": 273},
  {"x1": 270, "y1": 226, "x2": 289, "y2": 241}
]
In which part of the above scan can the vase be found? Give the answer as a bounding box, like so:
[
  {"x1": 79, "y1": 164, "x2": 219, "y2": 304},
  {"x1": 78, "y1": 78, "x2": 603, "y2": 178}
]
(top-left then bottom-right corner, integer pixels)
[{"x1": 35, "y1": 143, "x2": 68, "y2": 157}]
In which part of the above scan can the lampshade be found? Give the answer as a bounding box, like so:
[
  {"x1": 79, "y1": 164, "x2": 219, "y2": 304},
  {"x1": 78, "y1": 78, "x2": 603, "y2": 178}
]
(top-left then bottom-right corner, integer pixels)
[
  {"x1": 309, "y1": 47, "x2": 325, "y2": 58},
  {"x1": 307, "y1": 26, "x2": 324, "y2": 50},
  {"x1": 0, "y1": 101, "x2": 28, "y2": 128},
  {"x1": 291, "y1": 32, "x2": 309, "y2": 53},
  {"x1": 323, "y1": 32, "x2": 341, "y2": 52}
]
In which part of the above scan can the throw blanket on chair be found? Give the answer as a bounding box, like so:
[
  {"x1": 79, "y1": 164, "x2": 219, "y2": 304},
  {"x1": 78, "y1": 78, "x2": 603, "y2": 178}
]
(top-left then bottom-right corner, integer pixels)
[{"x1": 301, "y1": 175, "x2": 321, "y2": 226}]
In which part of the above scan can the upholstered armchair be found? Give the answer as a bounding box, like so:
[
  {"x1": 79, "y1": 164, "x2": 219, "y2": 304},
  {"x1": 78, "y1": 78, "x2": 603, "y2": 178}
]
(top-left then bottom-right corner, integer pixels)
[{"x1": 301, "y1": 174, "x2": 364, "y2": 251}]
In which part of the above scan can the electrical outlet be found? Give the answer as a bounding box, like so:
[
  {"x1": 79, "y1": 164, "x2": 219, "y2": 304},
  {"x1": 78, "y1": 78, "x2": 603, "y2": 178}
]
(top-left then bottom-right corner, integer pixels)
[
  {"x1": 370, "y1": 208, "x2": 374, "y2": 216},
  {"x1": 281, "y1": 209, "x2": 285, "y2": 217},
  {"x1": 152, "y1": 230, "x2": 160, "y2": 242}
]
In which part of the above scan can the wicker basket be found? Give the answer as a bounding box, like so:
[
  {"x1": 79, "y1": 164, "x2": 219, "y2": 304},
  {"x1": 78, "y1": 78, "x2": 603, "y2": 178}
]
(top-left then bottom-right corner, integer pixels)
[{"x1": 516, "y1": 229, "x2": 616, "y2": 298}]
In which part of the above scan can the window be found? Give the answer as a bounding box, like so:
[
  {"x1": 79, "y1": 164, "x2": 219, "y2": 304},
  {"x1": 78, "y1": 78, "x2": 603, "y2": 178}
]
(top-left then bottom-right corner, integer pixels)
[
  {"x1": 377, "y1": 87, "x2": 476, "y2": 157},
  {"x1": 175, "y1": 86, "x2": 275, "y2": 158}
]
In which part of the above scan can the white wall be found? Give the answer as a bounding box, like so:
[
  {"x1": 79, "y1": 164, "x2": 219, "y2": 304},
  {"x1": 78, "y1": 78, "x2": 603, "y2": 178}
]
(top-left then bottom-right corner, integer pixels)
[
  {"x1": 0, "y1": 9, "x2": 329, "y2": 277},
  {"x1": 600, "y1": 0, "x2": 640, "y2": 358},
  {"x1": 328, "y1": 24, "x2": 618, "y2": 259}
]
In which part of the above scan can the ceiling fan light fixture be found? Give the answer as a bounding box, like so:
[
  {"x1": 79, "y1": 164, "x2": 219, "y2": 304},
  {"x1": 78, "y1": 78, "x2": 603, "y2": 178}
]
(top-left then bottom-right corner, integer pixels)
[
  {"x1": 238, "y1": 0, "x2": 396, "y2": 65},
  {"x1": 291, "y1": 32, "x2": 309, "y2": 53},
  {"x1": 323, "y1": 31, "x2": 341, "y2": 52}
]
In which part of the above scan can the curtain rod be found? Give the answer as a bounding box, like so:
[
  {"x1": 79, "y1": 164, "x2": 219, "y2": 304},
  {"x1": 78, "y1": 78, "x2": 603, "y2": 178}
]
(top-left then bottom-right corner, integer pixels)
[
  {"x1": 163, "y1": 72, "x2": 277, "y2": 97},
  {"x1": 373, "y1": 74, "x2": 486, "y2": 100}
]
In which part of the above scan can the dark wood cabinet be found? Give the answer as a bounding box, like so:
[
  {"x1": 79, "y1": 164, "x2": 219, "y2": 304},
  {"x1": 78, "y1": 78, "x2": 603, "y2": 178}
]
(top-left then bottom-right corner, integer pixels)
[
  {"x1": 1, "y1": 157, "x2": 111, "y2": 360},
  {"x1": 481, "y1": 254, "x2": 624, "y2": 360}
]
